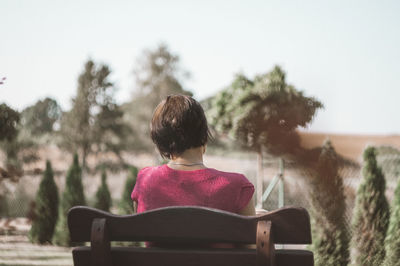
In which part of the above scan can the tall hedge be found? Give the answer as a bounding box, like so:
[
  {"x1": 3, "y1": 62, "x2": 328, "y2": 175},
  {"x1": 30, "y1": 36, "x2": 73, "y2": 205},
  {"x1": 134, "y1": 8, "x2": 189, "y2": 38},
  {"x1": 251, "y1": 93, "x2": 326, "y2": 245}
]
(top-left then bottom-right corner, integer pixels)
[
  {"x1": 53, "y1": 154, "x2": 86, "y2": 246},
  {"x1": 383, "y1": 176, "x2": 400, "y2": 266},
  {"x1": 119, "y1": 166, "x2": 138, "y2": 214},
  {"x1": 351, "y1": 147, "x2": 389, "y2": 265},
  {"x1": 94, "y1": 169, "x2": 112, "y2": 212},
  {"x1": 29, "y1": 160, "x2": 59, "y2": 244},
  {"x1": 309, "y1": 140, "x2": 349, "y2": 266}
]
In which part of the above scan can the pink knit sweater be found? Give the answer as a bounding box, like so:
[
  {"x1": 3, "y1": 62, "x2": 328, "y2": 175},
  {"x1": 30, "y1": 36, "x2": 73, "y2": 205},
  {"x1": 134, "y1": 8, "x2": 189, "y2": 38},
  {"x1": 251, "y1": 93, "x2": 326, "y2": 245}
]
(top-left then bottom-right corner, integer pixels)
[{"x1": 131, "y1": 164, "x2": 254, "y2": 214}]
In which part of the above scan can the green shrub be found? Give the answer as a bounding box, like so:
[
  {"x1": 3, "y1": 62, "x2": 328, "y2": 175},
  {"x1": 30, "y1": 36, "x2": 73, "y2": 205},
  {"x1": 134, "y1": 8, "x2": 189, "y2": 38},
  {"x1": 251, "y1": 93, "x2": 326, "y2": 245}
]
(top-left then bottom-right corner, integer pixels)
[
  {"x1": 29, "y1": 161, "x2": 59, "y2": 244},
  {"x1": 383, "y1": 176, "x2": 400, "y2": 266},
  {"x1": 119, "y1": 166, "x2": 138, "y2": 214},
  {"x1": 351, "y1": 147, "x2": 389, "y2": 266},
  {"x1": 309, "y1": 141, "x2": 349, "y2": 266},
  {"x1": 94, "y1": 169, "x2": 112, "y2": 212},
  {"x1": 53, "y1": 154, "x2": 86, "y2": 246}
]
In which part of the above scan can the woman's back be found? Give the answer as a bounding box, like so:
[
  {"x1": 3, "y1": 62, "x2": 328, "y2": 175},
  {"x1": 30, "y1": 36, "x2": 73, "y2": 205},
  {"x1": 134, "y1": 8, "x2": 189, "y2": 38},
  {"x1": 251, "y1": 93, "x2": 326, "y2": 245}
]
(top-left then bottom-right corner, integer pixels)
[{"x1": 131, "y1": 164, "x2": 254, "y2": 214}]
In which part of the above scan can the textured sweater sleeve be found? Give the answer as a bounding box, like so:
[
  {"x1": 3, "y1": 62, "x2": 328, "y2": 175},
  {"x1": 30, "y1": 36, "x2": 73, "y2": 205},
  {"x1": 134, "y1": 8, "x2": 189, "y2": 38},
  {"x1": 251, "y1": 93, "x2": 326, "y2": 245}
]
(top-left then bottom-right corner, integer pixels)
[
  {"x1": 236, "y1": 176, "x2": 255, "y2": 212},
  {"x1": 131, "y1": 167, "x2": 147, "y2": 202}
]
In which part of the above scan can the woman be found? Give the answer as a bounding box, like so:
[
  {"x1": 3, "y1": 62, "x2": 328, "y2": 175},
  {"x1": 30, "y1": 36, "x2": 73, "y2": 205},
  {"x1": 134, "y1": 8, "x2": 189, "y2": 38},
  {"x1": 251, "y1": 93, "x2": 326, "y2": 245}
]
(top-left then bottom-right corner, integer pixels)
[{"x1": 131, "y1": 94, "x2": 255, "y2": 216}]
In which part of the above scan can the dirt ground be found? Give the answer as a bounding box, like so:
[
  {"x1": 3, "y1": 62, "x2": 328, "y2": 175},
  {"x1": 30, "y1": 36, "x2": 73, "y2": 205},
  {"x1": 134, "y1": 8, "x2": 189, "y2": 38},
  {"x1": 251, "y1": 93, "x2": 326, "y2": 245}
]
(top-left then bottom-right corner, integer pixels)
[{"x1": 0, "y1": 218, "x2": 72, "y2": 266}]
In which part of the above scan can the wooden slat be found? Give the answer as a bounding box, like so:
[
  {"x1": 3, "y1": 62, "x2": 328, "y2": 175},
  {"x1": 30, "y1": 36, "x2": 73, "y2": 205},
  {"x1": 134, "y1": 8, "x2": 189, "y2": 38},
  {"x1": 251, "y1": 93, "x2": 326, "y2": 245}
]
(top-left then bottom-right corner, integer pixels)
[
  {"x1": 256, "y1": 207, "x2": 312, "y2": 244},
  {"x1": 90, "y1": 218, "x2": 112, "y2": 266},
  {"x1": 68, "y1": 206, "x2": 311, "y2": 244},
  {"x1": 256, "y1": 221, "x2": 275, "y2": 266},
  {"x1": 275, "y1": 250, "x2": 314, "y2": 266},
  {"x1": 72, "y1": 247, "x2": 313, "y2": 266}
]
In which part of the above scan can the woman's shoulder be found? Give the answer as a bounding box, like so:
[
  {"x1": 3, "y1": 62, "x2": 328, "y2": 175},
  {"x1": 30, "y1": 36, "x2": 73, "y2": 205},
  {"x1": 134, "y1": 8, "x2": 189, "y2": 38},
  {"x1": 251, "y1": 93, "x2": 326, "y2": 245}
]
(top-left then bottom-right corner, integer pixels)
[
  {"x1": 207, "y1": 168, "x2": 251, "y2": 184},
  {"x1": 138, "y1": 165, "x2": 164, "y2": 176}
]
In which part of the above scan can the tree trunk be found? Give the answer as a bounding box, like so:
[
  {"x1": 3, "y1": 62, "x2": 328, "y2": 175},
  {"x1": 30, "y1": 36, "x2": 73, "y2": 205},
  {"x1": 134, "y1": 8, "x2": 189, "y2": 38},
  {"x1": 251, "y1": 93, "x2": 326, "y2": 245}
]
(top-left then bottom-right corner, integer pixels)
[
  {"x1": 256, "y1": 149, "x2": 264, "y2": 208},
  {"x1": 81, "y1": 146, "x2": 88, "y2": 175}
]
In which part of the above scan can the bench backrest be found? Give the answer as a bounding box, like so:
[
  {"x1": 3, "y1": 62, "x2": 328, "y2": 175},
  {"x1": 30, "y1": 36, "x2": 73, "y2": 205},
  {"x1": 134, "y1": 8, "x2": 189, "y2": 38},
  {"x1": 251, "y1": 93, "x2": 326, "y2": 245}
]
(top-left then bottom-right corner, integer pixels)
[{"x1": 68, "y1": 206, "x2": 313, "y2": 266}]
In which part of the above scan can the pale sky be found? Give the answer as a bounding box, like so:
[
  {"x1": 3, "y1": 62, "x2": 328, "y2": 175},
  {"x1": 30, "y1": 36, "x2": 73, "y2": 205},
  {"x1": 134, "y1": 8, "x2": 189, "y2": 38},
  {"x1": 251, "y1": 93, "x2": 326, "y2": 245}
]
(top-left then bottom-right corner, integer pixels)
[{"x1": 1, "y1": 0, "x2": 399, "y2": 134}]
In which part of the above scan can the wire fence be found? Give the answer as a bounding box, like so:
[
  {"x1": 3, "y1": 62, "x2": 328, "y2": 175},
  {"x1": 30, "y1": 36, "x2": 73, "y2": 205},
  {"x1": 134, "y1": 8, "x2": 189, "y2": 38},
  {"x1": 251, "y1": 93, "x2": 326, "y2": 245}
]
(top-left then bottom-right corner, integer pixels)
[{"x1": 260, "y1": 145, "x2": 400, "y2": 234}]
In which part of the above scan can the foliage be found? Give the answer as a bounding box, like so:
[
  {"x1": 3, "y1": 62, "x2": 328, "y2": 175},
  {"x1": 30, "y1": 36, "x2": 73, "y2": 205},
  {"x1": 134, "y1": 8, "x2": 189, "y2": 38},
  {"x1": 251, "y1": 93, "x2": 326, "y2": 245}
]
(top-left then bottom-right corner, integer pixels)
[
  {"x1": 119, "y1": 166, "x2": 138, "y2": 214},
  {"x1": 308, "y1": 140, "x2": 349, "y2": 266},
  {"x1": 3, "y1": 131, "x2": 39, "y2": 167},
  {"x1": 124, "y1": 44, "x2": 192, "y2": 151},
  {"x1": 383, "y1": 175, "x2": 400, "y2": 266},
  {"x1": 29, "y1": 161, "x2": 59, "y2": 244},
  {"x1": 0, "y1": 103, "x2": 38, "y2": 172},
  {"x1": 351, "y1": 147, "x2": 389, "y2": 266},
  {"x1": 60, "y1": 60, "x2": 129, "y2": 171},
  {"x1": 0, "y1": 103, "x2": 20, "y2": 142},
  {"x1": 93, "y1": 103, "x2": 131, "y2": 162},
  {"x1": 210, "y1": 66, "x2": 323, "y2": 155},
  {"x1": 209, "y1": 66, "x2": 323, "y2": 206},
  {"x1": 0, "y1": 103, "x2": 20, "y2": 170},
  {"x1": 21, "y1": 97, "x2": 61, "y2": 136},
  {"x1": 376, "y1": 146, "x2": 400, "y2": 195},
  {"x1": 94, "y1": 169, "x2": 112, "y2": 212},
  {"x1": 53, "y1": 154, "x2": 86, "y2": 246}
]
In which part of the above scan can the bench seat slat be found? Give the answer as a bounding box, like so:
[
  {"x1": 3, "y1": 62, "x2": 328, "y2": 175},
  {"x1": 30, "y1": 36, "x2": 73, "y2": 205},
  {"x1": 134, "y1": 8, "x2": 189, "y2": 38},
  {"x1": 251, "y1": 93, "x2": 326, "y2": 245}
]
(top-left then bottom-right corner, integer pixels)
[{"x1": 72, "y1": 247, "x2": 313, "y2": 266}]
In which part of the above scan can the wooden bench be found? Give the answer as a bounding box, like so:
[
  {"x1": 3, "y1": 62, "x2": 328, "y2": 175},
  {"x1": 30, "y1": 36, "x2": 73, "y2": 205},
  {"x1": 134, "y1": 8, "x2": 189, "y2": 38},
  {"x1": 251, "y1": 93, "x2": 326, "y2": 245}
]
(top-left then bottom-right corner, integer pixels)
[{"x1": 68, "y1": 206, "x2": 313, "y2": 266}]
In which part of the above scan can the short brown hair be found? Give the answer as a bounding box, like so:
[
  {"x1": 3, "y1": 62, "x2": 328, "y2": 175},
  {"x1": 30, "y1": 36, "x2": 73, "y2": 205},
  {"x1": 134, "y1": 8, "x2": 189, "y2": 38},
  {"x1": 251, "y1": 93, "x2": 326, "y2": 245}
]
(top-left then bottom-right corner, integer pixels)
[{"x1": 151, "y1": 95, "x2": 212, "y2": 158}]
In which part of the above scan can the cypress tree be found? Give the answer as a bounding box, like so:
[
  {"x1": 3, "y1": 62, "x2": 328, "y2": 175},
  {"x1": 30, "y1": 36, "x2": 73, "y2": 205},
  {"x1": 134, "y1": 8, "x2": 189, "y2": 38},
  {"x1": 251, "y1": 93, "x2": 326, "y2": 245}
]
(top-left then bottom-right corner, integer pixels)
[
  {"x1": 383, "y1": 176, "x2": 400, "y2": 266},
  {"x1": 29, "y1": 160, "x2": 59, "y2": 244},
  {"x1": 94, "y1": 169, "x2": 112, "y2": 212},
  {"x1": 309, "y1": 140, "x2": 349, "y2": 266},
  {"x1": 119, "y1": 166, "x2": 138, "y2": 214},
  {"x1": 53, "y1": 154, "x2": 86, "y2": 246},
  {"x1": 351, "y1": 147, "x2": 389, "y2": 266}
]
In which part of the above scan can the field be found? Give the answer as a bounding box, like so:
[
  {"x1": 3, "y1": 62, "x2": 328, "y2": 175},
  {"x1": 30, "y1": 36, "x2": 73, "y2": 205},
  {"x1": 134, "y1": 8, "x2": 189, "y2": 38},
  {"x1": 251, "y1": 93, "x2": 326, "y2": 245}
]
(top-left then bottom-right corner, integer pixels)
[{"x1": 300, "y1": 132, "x2": 400, "y2": 162}]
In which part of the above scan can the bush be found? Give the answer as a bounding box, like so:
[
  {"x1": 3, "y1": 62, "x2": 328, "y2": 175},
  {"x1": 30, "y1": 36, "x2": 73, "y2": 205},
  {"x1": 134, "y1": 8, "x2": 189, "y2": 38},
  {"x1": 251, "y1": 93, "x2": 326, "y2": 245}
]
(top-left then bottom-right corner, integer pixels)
[
  {"x1": 309, "y1": 141, "x2": 349, "y2": 266},
  {"x1": 119, "y1": 166, "x2": 138, "y2": 214},
  {"x1": 351, "y1": 147, "x2": 389, "y2": 266},
  {"x1": 29, "y1": 161, "x2": 59, "y2": 244},
  {"x1": 53, "y1": 154, "x2": 86, "y2": 246},
  {"x1": 94, "y1": 169, "x2": 112, "y2": 212},
  {"x1": 383, "y1": 176, "x2": 400, "y2": 266}
]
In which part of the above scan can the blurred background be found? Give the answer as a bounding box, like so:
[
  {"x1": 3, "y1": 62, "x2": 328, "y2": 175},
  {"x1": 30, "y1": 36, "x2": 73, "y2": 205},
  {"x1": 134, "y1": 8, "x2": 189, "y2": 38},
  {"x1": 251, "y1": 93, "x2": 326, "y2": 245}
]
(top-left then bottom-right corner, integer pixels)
[{"x1": 1, "y1": 1, "x2": 400, "y2": 265}]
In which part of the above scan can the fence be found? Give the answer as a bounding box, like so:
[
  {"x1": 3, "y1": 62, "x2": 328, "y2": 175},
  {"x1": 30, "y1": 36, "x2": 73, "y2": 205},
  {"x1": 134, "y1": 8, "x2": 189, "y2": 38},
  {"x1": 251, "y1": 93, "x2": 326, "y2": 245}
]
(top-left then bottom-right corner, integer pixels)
[
  {"x1": 258, "y1": 145, "x2": 400, "y2": 233},
  {"x1": 1, "y1": 146, "x2": 399, "y2": 222}
]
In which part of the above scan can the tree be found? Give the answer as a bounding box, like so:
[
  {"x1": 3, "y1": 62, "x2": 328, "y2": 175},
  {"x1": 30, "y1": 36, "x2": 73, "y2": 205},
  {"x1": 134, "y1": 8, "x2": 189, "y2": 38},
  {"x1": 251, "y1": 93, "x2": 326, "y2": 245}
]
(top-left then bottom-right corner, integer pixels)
[
  {"x1": 0, "y1": 103, "x2": 37, "y2": 173},
  {"x1": 0, "y1": 103, "x2": 20, "y2": 170},
  {"x1": 308, "y1": 140, "x2": 349, "y2": 266},
  {"x1": 29, "y1": 160, "x2": 59, "y2": 244},
  {"x1": 119, "y1": 166, "x2": 138, "y2": 214},
  {"x1": 210, "y1": 66, "x2": 323, "y2": 205},
  {"x1": 124, "y1": 44, "x2": 192, "y2": 151},
  {"x1": 53, "y1": 154, "x2": 86, "y2": 246},
  {"x1": 60, "y1": 60, "x2": 128, "y2": 171},
  {"x1": 0, "y1": 103, "x2": 20, "y2": 142},
  {"x1": 94, "y1": 169, "x2": 112, "y2": 212},
  {"x1": 21, "y1": 97, "x2": 61, "y2": 136},
  {"x1": 383, "y1": 175, "x2": 400, "y2": 266},
  {"x1": 92, "y1": 103, "x2": 131, "y2": 163},
  {"x1": 351, "y1": 147, "x2": 389, "y2": 266}
]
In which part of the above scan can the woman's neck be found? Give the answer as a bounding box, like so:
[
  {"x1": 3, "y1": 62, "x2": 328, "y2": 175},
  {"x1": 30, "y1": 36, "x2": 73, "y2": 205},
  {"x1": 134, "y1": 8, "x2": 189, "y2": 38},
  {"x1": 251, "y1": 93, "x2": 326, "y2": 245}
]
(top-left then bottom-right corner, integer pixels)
[{"x1": 168, "y1": 146, "x2": 206, "y2": 170}]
